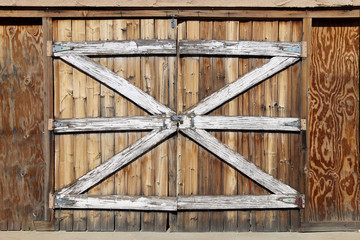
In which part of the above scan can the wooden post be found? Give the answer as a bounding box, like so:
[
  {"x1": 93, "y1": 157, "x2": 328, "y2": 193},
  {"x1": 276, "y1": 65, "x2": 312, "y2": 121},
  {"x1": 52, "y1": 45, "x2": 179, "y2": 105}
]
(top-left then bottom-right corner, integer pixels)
[
  {"x1": 301, "y1": 17, "x2": 312, "y2": 226},
  {"x1": 290, "y1": 20, "x2": 303, "y2": 231},
  {"x1": 42, "y1": 17, "x2": 54, "y2": 224}
]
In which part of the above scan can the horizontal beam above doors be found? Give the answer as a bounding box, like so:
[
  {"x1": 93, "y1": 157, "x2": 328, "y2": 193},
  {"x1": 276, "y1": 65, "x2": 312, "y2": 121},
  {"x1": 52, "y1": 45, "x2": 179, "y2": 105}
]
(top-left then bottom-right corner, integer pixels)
[{"x1": 50, "y1": 40, "x2": 306, "y2": 57}]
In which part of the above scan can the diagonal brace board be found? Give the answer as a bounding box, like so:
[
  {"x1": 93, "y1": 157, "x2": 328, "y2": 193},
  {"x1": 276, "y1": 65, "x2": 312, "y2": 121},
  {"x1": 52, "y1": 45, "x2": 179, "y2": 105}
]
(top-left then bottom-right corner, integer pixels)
[
  {"x1": 60, "y1": 54, "x2": 175, "y2": 116},
  {"x1": 185, "y1": 57, "x2": 300, "y2": 116},
  {"x1": 57, "y1": 127, "x2": 177, "y2": 196},
  {"x1": 181, "y1": 128, "x2": 298, "y2": 194}
]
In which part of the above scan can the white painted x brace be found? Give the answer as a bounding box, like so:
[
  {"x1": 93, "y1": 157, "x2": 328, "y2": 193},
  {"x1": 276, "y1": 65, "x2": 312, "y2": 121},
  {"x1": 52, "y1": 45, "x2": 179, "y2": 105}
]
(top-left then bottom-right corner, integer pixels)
[{"x1": 51, "y1": 39, "x2": 305, "y2": 210}]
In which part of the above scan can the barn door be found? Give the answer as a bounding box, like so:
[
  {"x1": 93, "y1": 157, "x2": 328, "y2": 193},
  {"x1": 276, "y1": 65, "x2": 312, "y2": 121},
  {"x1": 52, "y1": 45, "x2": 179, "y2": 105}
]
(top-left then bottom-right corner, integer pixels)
[{"x1": 51, "y1": 19, "x2": 305, "y2": 231}]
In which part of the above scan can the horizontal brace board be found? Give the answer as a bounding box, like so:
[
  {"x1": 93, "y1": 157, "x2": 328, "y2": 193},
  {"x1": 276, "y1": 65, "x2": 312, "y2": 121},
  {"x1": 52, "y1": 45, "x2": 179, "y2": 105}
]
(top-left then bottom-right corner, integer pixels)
[
  {"x1": 53, "y1": 194, "x2": 304, "y2": 210},
  {"x1": 177, "y1": 194, "x2": 305, "y2": 210},
  {"x1": 179, "y1": 116, "x2": 302, "y2": 131},
  {"x1": 180, "y1": 40, "x2": 305, "y2": 57},
  {"x1": 53, "y1": 116, "x2": 175, "y2": 133},
  {"x1": 51, "y1": 40, "x2": 176, "y2": 56},
  {"x1": 57, "y1": 127, "x2": 177, "y2": 196},
  {"x1": 181, "y1": 128, "x2": 299, "y2": 194},
  {"x1": 51, "y1": 40, "x2": 305, "y2": 57},
  {"x1": 54, "y1": 195, "x2": 177, "y2": 211}
]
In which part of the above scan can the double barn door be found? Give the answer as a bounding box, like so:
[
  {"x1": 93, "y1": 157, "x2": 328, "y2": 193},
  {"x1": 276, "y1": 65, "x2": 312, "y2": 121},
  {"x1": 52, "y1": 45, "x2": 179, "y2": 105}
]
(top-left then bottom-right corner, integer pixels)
[{"x1": 52, "y1": 19, "x2": 305, "y2": 231}]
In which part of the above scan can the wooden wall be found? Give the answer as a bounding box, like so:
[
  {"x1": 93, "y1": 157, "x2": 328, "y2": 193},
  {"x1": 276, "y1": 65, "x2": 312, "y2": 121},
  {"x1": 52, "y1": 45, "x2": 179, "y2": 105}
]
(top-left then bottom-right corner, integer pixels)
[
  {"x1": 0, "y1": 21, "x2": 45, "y2": 230},
  {"x1": 53, "y1": 19, "x2": 303, "y2": 231},
  {"x1": 309, "y1": 19, "x2": 359, "y2": 222}
]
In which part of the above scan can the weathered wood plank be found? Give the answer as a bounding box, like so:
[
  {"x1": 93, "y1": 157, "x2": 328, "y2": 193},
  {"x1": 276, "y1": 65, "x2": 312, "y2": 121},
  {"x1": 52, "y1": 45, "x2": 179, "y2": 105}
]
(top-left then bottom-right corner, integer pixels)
[
  {"x1": 56, "y1": 19, "x2": 74, "y2": 231},
  {"x1": 72, "y1": 19, "x2": 88, "y2": 231},
  {"x1": 223, "y1": 20, "x2": 239, "y2": 232},
  {"x1": 1, "y1": 9, "x2": 360, "y2": 19},
  {"x1": 185, "y1": 56, "x2": 300, "y2": 116},
  {"x1": 57, "y1": 127, "x2": 176, "y2": 196},
  {"x1": 180, "y1": 40, "x2": 303, "y2": 57},
  {"x1": 52, "y1": 40, "x2": 176, "y2": 56},
  {"x1": 59, "y1": 54, "x2": 175, "y2": 116},
  {"x1": 54, "y1": 194, "x2": 304, "y2": 211},
  {"x1": 3, "y1": 0, "x2": 359, "y2": 8},
  {"x1": 99, "y1": 19, "x2": 115, "y2": 232},
  {"x1": 178, "y1": 194, "x2": 305, "y2": 210},
  {"x1": 53, "y1": 116, "x2": 173, "y2": 133},
  {"x1": 54, "y1": 195, "x2": 177, "y2": 211},
  {"x1": 139, "y1": 18, "x2": 156, "y2": 232},
  {"x1": 84, "y1": 19, "x2": 101, "y2": 232},
  {"x1": 181, "y1": 128, "x2": 298, "y2": 195},
  {"x1": 178, "y1": 116, "x2": 301, "y2": 131},
  {"x1": 113, "y1": 19, "x2": 128, "y2": 232}
]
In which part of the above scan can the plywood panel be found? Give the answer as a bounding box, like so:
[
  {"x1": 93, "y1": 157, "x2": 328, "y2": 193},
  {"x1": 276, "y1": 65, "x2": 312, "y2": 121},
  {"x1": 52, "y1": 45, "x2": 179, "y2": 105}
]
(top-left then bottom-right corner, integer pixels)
[
  {"x1": 0, "y1": 24, "x2": 44, "y2": 230},
  {"x1": 309, "y1": 19, "x2": 359, "y2": 222}
]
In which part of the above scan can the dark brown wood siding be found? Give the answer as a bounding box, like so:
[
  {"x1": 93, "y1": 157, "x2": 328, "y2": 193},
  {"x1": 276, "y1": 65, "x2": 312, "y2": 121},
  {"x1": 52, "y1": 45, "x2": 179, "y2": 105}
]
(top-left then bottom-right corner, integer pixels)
[
  {"x1": 309, "y1": 19, "x2": 359, "y2": 222},
  {"x1": 0, "y1": 22, "x2": 44, "y2": 230}
]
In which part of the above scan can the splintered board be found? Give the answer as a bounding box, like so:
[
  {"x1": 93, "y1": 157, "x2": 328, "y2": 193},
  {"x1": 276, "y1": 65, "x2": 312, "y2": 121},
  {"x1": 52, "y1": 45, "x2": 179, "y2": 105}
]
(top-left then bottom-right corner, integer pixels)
[
  {"x1": 309, "y1": 19, "x2": 359, "y2": 222},
  {"x1": 0, "y1": 23, "x2": 44, "y2": 230}
]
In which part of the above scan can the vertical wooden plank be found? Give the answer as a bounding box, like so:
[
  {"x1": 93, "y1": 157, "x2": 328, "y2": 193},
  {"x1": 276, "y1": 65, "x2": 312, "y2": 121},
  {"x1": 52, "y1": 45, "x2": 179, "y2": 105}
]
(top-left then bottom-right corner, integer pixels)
[
  {"x1": 99, "y1": 19, "x2": 115, "y2": 232},
  {"x1": 183, "y1": 20, "x2": 200, "y2": 232},
  {"x1": 210, "y1": 21, "x2": 225, "y2": 232},
  {"x1": 126, "y1": 19, "x2": 141, "y2": 231},
  {"x1": 278, "y1": 20, "x2": 292, "y2": 232},
  {"x1": 42, "y1": 17, "x2": 54, "y2": 224},
  {"x1": 301, "y1": 17, "x2": 312, "y2": 225},
  {"x1": 263, "y1": 20, "x2": 279, "y2": 232},
  {"x1": 223, "y1": 20, "x2": 239, "y2": 232},
  {"x1": 167, "y1": 18, "x2": 178, "y2": 232},
  {"x1": 113, "y1": 19, "x2": 128, "y2": 232},
  {"x1": 140, "y1": 18, "x2": 155, "y2": 232},
  {"x1": 0, "y1": 24, "x2": 6, "y2": 230},
  {"x1": 85, "y1": 19, "x2": 101, "y2": 232},
  {"x1": 197, "y1": 20, "x2": 212, "y2": 232},
  {"x1": 56, "y1": 20, "x2": 73, "y2": 231},
  {"x1": 72, "y1": 19, "x2": 87, "y2": 232},
  {"x1": 290, "y1": 20, "x2": 302, "y2": 231},
  {"x1": 237, "y1": 21, "x2": 252, "y2": 232},
  {"x1": 309, "y1": 19, "x2": 359, "y2": 222},
  {"x1": 53, "y1": 19, "x2": 60, "y2": 231},
  {"x1": 176, "y1": 20, "x2": 186, "y2": 232},
  {"x1": 251, "y1": 20, "x2": 266, "y2": 232}
]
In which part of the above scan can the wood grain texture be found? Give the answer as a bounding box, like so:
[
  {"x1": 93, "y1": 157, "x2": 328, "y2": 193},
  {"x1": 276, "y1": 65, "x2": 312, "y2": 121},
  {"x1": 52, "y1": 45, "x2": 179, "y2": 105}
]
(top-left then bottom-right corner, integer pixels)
[
  {"x1": 2, "y1": 0, "x2": 359, "y2": 8},
  {"x1": 0, "y1": 24, "x2": 44, "y2": 230},
  {"x1": 72, "y1": 19, "x2": 87, "y2": 231},
  {"x1": 309, "y1": 19, "x2": 359, "y2": 222},
  {"x1": 84, "y1": 19, "x2": 102, "y2": 232}
]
